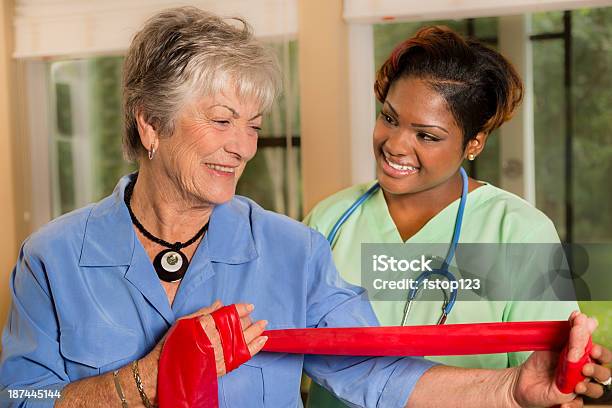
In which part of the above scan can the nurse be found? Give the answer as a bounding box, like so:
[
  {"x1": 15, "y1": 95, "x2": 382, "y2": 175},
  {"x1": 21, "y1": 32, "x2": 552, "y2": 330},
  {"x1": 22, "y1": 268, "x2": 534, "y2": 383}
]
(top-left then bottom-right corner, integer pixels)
[{"x1": 306, "y1": 26, "x2": 610, "y2": 407}]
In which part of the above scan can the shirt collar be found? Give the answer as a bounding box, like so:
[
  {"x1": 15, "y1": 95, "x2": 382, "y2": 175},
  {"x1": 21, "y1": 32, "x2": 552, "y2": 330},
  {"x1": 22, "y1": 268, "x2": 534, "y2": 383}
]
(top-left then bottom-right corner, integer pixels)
[
  {"x1": 80, "y1": 175, "x2": 135, "y2": 266},
  {"x1": 79, "y1": 174, "x2": 258, "y2": 266},
  {"x1": 205, "y1": 198, "x2": 258, "y2": 264}
]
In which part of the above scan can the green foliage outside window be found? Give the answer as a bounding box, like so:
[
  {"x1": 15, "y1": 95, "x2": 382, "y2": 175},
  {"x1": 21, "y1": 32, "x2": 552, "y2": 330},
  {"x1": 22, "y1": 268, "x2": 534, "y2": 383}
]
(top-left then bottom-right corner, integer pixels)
[
  {"x1": 570, "y1": 8, "x2": 612, "y2": 243},
  {"x1": 88, "y1": 57, "x2": 137, "y2": 202}
]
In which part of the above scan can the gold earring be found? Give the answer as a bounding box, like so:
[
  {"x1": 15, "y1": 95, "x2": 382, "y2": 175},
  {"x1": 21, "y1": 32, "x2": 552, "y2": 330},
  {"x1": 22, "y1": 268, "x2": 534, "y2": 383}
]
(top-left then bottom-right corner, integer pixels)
[
  {"x1": 148, "y1": 143, "x2": 156, "y2": 160},
  {"x1": 468, "y1": 153, "x2": 476, "y2": 161}
]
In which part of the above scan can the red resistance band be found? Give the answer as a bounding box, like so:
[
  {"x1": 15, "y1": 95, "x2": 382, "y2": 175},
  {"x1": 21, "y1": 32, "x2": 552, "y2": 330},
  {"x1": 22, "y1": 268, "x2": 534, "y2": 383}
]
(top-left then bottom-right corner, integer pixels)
[
  {"x1": 211, "y1": 306, "x2": 252, "y2": 371},
  {"x1": 158, "y1": 305, "x2": 591, "y2": 408}
]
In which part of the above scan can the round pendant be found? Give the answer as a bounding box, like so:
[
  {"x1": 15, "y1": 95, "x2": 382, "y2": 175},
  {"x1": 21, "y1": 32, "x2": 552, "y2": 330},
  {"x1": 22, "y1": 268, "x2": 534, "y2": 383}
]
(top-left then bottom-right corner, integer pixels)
[{"x1": 153, "y1": 249, "x2": 189, "y2": 282}]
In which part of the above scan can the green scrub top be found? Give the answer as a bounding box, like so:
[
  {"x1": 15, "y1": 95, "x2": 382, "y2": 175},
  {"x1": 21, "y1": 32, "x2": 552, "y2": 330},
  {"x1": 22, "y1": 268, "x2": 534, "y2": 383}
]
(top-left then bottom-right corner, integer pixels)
[{"x1": 304, "y1": 181, "x2": 579, "y2": 408}]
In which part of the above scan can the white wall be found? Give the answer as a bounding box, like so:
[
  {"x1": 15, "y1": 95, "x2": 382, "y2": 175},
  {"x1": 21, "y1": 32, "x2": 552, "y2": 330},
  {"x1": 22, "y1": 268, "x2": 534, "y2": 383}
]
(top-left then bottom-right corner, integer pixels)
[{"x1": 0, "y1": 0, "x2": 18, "y2": 342}]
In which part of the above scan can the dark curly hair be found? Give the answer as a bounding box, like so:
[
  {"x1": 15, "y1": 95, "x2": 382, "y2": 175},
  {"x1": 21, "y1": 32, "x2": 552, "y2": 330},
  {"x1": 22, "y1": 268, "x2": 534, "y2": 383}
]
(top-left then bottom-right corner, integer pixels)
[{"x1": 374, "y1": 26, "x2": 523, "y2": 146}]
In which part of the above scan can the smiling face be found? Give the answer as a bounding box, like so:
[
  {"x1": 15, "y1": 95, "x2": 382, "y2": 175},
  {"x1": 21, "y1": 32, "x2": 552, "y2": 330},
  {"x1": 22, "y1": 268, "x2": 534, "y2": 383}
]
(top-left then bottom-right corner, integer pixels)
[
  {"x1": 150, "y1": 89, "x2": 262, "y2": 206},
  {"x1": 374, "y1": 76, "x2": 471, "y2": 196}
]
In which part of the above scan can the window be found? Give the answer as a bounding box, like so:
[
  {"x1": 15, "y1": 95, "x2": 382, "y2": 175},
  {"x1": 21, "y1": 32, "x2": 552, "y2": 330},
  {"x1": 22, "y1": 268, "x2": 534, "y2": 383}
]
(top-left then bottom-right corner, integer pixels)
[
  {"x1": 532, "y1": 8, "x2": 612, "y2": 243},
  {"x1": 49, "y1": 57, "x2": 135, "y2": 217}
]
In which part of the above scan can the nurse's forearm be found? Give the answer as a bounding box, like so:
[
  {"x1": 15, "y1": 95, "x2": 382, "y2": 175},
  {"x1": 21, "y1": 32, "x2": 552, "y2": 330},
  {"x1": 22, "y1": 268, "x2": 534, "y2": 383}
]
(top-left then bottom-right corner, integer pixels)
[
  {"x1": 407, "y1": 365, "x2": 519, "y2": 408},
  {"x1": 56, "y1": 345, "x2": 161, "y2": 407}
]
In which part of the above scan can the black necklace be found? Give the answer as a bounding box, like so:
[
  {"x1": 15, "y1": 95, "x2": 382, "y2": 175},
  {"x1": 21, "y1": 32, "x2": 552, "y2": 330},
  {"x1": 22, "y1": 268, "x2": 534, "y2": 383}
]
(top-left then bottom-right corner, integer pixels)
[{"x1": 124, "y1": 178, "x2": 208, "y2": 282}]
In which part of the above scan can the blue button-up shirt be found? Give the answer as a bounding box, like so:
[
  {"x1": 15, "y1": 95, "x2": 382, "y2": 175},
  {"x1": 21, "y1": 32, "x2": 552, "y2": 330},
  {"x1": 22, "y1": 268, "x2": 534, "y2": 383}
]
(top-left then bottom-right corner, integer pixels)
[{"x1": 0, "y1": 175, "x2": 434, "y2": 407}]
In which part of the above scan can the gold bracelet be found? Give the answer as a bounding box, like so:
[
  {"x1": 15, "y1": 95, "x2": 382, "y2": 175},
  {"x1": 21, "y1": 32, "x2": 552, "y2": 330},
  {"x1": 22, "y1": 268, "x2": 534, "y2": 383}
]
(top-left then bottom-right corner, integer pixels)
[
  {"x1": 112, "y1": 369, "x2": 129, "y2": 408},
  {"x1": 131, "y1": 360, "x2": 155, "y2": 408}
]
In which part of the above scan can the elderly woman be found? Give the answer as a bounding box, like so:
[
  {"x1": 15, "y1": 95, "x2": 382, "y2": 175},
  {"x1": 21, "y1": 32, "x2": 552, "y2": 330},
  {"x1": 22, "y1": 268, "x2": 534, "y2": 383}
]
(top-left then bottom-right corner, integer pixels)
[{"x1": 0, "y1": 7, "x2": 607, "y2": 408}]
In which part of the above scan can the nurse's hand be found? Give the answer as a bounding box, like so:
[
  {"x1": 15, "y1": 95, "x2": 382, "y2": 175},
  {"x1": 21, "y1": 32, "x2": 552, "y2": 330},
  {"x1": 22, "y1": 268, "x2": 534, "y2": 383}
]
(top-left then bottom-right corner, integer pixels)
[
  {"x1": 182, "y1": 300, "x2": 268, "y2": 377},
  {"x1": 513, "y1": 312, "x2": 599, "y2": 408}
]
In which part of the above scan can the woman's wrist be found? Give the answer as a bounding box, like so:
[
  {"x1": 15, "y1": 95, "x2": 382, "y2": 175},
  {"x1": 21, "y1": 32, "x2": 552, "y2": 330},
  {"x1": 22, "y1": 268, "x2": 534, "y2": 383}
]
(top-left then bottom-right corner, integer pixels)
[
  {"x1": 136, "y1": 345, "x2": 162, "y2": 403},
  {"x1": 113, "y1": 365, "x2": 142, "y2": 406},
  {"x1": 472, "y1": 367, "x2": 522, "y2": 408},
  {"x1": 502, "y1": 367, "x2": 524, "y2": 408},
  {"x1": 113, "y1": 347, "x2": 161, "y2": 407},
  {"x1": 132, "y1": 360, "x2": 155, "y2": 407}
]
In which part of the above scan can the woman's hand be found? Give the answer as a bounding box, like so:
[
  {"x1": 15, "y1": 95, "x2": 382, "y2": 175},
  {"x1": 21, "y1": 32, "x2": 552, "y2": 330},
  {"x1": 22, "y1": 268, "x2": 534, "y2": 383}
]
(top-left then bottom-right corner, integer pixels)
[
  {"x1": 186, "y1": 300, "x2": 268, "y2": 377},
  {"x1": 512, "y1": 312, "x2": 604, "y2": 408},
  {"x1": 135, "y1": 300, "x2": 267, "y2": 401},
  {"x1": 579, "y1": 343, "x2": 612, "y2": 399},
  {"x1": 58, "y1": 300, "x2": 266, "y2": 407}
]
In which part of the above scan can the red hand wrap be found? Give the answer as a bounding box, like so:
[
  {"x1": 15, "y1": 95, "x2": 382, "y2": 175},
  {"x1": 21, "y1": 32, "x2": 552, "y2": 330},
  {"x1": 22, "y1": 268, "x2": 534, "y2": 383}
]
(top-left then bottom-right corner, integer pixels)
[
  {"x1": 158, "y1": 305, "x2": 252, "y2": 408},
  {"x1": 211, "y1": 305, "x2": 252, "y2": 372},
  {"x1": 555, "y1": 336, "x2": 593, "y2": 394},
  {"x1": 158, "y1": 317, "x2": 218, "y2": 408}
]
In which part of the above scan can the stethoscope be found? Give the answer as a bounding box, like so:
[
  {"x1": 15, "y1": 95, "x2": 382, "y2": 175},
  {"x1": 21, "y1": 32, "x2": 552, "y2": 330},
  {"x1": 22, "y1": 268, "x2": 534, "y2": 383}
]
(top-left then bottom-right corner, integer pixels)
[{"x1": 326, "y1": 167, "x2": 469, "y2": 326}]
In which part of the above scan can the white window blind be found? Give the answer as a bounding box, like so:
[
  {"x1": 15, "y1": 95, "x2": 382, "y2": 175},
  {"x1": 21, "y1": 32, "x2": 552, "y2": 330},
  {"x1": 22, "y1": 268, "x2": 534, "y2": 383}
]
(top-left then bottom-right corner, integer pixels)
[
  {"x1": 343, "y1": 0, "x2": 612, "y2": 23},
  {"x1": 14, "y1": 0, "x2": 298, "y2": 59}
]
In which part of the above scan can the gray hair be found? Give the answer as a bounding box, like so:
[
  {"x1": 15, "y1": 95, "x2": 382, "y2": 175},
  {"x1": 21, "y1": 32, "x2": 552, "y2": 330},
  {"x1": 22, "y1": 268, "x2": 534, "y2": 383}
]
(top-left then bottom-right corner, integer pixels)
[{"x1": 122, "y1": 6, "x2": 282, "y2": 161}]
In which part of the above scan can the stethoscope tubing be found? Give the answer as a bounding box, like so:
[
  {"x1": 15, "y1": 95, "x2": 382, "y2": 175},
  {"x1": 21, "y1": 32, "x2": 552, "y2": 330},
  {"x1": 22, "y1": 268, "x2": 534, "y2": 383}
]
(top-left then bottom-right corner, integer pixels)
[
  {"x1": 326, "y1": 182, "x2": 381, "y2": 246},
  {"x1": 327, "y1": 168, "x2": 469, "y2": 325}
]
